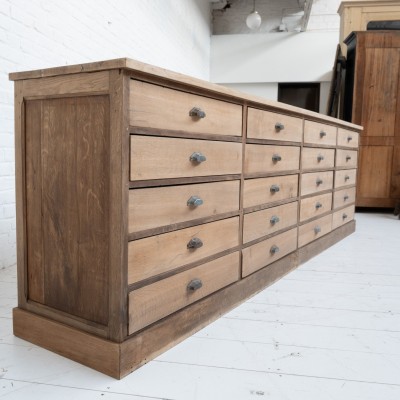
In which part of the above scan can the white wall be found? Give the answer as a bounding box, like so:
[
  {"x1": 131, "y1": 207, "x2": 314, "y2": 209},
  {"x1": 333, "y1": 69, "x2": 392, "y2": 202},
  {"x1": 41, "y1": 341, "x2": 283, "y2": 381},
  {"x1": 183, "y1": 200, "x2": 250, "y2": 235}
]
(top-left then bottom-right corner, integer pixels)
[
  {"x1": 0, "y1": 0, "x2": 211, "y2": 268},
  {"x1": 211, "y1": 31, "x2": 339, "y2": 83}
]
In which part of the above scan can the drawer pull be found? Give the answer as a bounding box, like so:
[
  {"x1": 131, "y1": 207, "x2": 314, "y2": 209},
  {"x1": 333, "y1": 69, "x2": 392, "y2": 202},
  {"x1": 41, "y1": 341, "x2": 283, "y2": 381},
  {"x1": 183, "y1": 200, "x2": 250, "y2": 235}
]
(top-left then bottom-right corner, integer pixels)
[
  {"x1": 314, "y1": 225, "x2": 321, "y2": 234},
  {"x1": 189, "y1": 107, "x2": 206, "y2": 119},
  {"x1": 270, "y1": 184, "x2": 280, "y2": 193},
  {"x1": 344, "y1": 195, "x2": 349, "y2": 201},
  {"x1": 270, "y1": 215, "x2": 280, "y2": 225},
  {"x1": 316, "y1": 178, "x2": 323, "y2": 186},
  {"x1": 342, "y1": 213, "x2": 348, "y2": 220},
  {"x1": 315, "y1": 202, "x2": 322, "y2": 209},
  {"x1": 270, "y1": 245, "x2": 280, "y2": 255},
  {"x1": 320, "y1": 131, "x2": 327, "y2": 138},
  {"x1": 275, "y1": 122, "x2": 285, "y2": 131},
  {"x1": 190, "y1": 152, "x2": 206, "y2": 163},
  {"x1": 187, "y1": 196, "x2": 203, "y2": 207},
  {"x1": 345, "y1": 175, "x2": 350, "y2": 181},
  {"x1": 347, "y1": 136, "x2": 353, "y2": 142},
  {"x1": 187, "y1": 279, "x2": 203, "y2": 292},
  {"x1": 317, "y1": 155, "x2": 325, "y2": 162},
  {"x1": 272, "y1": 154, "x2": 282, "y2": 162},
  {"x1": 346, "y1": 155, "x2": 352, "y2": 161},
  {"x1": 187, "y1": 237, "x2": 203, "y2": 249}
]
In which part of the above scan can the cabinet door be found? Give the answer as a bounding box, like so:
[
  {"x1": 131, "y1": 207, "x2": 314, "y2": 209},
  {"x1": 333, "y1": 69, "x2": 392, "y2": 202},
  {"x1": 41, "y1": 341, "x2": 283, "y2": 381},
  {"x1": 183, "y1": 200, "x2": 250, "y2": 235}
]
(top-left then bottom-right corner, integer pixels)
[
  {"x1": 359, "y1": 47, "x2": 399, "y2": 137},
  {"x1": 357, "y1": 145, "x2": 393, "y2": 205}
]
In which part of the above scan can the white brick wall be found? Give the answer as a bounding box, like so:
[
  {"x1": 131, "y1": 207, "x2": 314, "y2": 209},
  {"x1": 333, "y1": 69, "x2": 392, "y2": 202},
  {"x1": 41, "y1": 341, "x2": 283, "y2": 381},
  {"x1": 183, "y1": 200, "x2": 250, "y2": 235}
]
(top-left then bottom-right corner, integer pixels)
[{"x1": 0, "y1": 0, "x2": 211, "y2": 268}]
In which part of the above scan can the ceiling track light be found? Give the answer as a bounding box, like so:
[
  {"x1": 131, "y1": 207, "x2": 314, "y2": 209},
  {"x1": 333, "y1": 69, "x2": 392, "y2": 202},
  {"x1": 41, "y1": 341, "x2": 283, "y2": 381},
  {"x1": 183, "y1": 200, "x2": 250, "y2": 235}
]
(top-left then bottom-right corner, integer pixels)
[{"x1": 246, "y1": 0, "x2": 262, "y2": 30}]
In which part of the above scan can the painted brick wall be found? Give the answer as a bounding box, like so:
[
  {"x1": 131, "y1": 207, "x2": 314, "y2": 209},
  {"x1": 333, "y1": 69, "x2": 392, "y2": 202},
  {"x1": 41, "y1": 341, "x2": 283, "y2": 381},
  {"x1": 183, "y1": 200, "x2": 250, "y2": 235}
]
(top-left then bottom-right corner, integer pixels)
[{"x1": 0, "y1": 0, "x2": 211, "y2": 268}]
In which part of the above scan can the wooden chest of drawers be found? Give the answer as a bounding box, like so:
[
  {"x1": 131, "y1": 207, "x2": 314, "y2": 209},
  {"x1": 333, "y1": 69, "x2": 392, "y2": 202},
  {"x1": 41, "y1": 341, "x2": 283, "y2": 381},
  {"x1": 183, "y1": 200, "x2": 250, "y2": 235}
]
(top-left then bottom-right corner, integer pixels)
[{"x1": 10, "y1": 58, "x2": 362, "y2": 379}]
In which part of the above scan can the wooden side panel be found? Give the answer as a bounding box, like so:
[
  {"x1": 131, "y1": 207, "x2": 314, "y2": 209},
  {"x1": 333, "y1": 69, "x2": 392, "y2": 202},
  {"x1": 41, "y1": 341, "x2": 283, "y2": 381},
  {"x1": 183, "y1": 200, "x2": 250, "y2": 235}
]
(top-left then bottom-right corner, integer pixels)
[
  {"x1": 128, "y1": 252, "x2": 240, "y2": 334},
  {"x1": 391, "y1": 145, "x2": 400, "y2": 198},
  {"x1": 25, "y1": 101, "x2": 44, "y2": 303},
  {"x1": 357, "y1": 146, "x2": 392, "y2": 199},
  {"x1": 25, "y1": 96, "x2": 110, "y2": 325},
  {"x1": 361, "y1": 48, "x2": 399, "y2": 136}
]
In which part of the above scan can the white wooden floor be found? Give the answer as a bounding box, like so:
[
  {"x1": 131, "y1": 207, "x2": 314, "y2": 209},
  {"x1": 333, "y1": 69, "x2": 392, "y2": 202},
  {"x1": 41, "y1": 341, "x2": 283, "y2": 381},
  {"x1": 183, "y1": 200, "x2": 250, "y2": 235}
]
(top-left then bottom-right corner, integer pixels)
[{"x1": 1, "y1": 211, "x2": 400, "y2": 399}]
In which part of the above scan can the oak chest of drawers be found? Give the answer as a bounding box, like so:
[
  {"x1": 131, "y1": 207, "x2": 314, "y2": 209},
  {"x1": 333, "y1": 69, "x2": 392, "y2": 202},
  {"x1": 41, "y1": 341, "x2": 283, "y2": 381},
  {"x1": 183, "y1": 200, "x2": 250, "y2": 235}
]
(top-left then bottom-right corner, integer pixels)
[{"x1": 10, "y1": 58, "x2": 362, "y2": 379}]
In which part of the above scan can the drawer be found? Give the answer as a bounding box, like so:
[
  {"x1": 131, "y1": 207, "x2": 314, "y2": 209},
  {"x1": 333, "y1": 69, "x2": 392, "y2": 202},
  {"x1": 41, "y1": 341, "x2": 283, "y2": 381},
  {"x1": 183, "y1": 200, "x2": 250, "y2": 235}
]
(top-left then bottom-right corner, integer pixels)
[
  {"x1": 242, "y1": 228, "x2": 297, "y2": 278},
  {"x1": 130, "y1": 136, "x2": 242, "y2": 181},
  {"x1": 244, "y1": 144, "x2": 300, "y2": 175},
  {"x1": 334, "y1": 169, "x2": 357, "y2": 188},
  {"x1": 247, "y1": 108, "x2": 302, "y2": 142},
  {"x1": 128, "y1": 217, "x2": 239, "y2": 284},
  {"x1": 243, "y1": 174, "x2": 299, "y2": 209},
  {"x1": 243, "y1": 201, "x2": 298, "y2": 244},
  {"x1": 332, "y1": 205, "x2": 355, "y2": 229},
  {"x1": 129, "y1": 80, "x2": 242, "y2": 137},
  {"x1": 304, "y1": 121, "x2": 337, "y2": 146},
  {"x1": 298, "y1": 214, "x2": 332, "y2": 248},
  {"x1": 302, "y1": 147, "x2": 335, "y2": 171},
  {"x1": 337, "y1": 128, "x2": 359, "y2": 148},
  {"x1": 336, "y1": 149, "x2": 358, "y2": 168},
  {"x1": 128, "y1": 251, "x2": 240, "y2": 334},
  {"x1": 299, "y1": 192, "x2": 332, "y2": 222},
  {"x1": 129, "y1": 180, "x2": 240, "y2": 233},
  {"x1": 333, "y1": 187, "x2": 356, "y2": 209},
  {"x1": 300, "y1": 171, "x2": 334, "y2": 196}
]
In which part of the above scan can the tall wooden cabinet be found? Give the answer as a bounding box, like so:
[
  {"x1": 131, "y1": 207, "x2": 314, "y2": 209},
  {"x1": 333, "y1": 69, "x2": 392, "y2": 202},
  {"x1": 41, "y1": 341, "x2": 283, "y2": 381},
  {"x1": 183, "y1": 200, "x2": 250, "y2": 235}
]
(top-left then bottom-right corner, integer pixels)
[{"x1": 344, "y1": 31, "x2": 400, "y2": 207}]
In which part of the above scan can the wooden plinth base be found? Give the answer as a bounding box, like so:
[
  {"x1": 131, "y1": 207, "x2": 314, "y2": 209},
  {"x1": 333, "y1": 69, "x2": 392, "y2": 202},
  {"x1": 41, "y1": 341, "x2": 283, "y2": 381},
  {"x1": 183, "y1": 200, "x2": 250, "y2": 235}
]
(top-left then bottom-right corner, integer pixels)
[{"x1": 13, "y1": 221, "x2": 356, "y2": 379}]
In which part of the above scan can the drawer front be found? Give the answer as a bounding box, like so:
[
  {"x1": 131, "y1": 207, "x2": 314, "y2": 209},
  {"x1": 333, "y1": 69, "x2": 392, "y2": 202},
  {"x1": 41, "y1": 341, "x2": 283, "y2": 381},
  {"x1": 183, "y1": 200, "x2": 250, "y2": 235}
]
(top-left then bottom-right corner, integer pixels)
[
  {"x1": 336, "y1": 149, "x2": 358, "y2": 168},
  {"x1": 128, "y1": 251, "x2": 240, "y2": 334},
  {"x1": 304, "y1": 121, "x2": 337, "y2": 146},
  {"x1": 242, "y1": 228, "x2": 297, "y2": 278},
  {"x1": 337, "y1": 128, "x2": 359, "y2": 148},
  {"x1": 334, "y1": 169, "x2": 357, "y2": 188},
  {"x1": 128, "y1": 217, "x2": 239, "y2": 284},
  {"x1": 244, "y1": 144, "x2": 300, "y2": 175},
  {"x1": 332, "y1": 205, "x2": 355, "y2": 229},
  {"x1": 247, "y1": 108, "x2": 303, "y2": 142},
  {"x1": 302, "y1": 147, "x2": 335, "y2": 171},
  {"x1": 298, "y1": 214, "x2": 332, "y2": 248},
  {"x1": 300, "y1": 171, "x2": 334, "y2": 196},
  {"x1": 130, "y1": 80, "x2": 242, "y2": 137},
  {"x1": 243, "y1": 174, "x2": 299, "y2": 209},
  {"x1": 130, "y1": 136, "x2": 242, "y2": 181},
  {"x1": 243, "y1": 201, "x2": 298, "y2": 244},
  {"x1": 333, "y1": 187, "x2": 356, "y2": 209},
  {"x1": 129, "y1": 180, "x2": 240, "y2": 233},
  {"x1": 299, "y1": 192, "x2": 332, "y2": 222}
]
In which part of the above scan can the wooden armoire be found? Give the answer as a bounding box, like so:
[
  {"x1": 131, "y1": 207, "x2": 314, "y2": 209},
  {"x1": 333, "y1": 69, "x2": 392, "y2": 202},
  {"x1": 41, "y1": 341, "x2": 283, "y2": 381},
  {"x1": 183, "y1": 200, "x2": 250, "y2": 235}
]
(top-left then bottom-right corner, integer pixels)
[{"x1": 343, "y1": 31, "x2": 400, "y2": 207}]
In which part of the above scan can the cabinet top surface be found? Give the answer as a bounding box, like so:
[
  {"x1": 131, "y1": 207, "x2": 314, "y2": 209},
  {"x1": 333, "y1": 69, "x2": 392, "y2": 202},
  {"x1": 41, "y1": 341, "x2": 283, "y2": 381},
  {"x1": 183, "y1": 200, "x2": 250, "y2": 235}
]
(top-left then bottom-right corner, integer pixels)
[{"x1": 9, "y1": 57, "x2": 361, "y2": 130}]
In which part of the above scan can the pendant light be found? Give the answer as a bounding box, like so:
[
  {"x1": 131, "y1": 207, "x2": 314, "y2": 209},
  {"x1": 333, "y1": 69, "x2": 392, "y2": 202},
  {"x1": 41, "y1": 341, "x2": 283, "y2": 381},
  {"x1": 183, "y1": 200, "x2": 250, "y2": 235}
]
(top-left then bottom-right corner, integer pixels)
[{"x1": 246, "y1": 0, "x2": 262, "y2": 30}]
